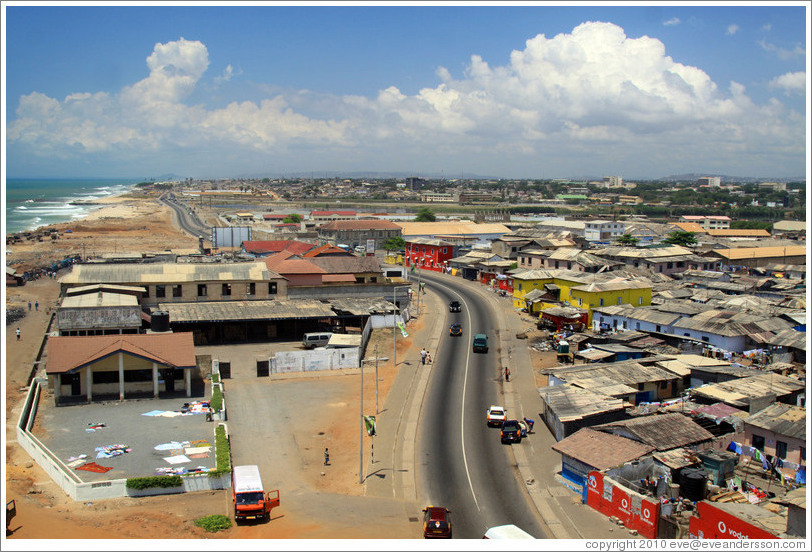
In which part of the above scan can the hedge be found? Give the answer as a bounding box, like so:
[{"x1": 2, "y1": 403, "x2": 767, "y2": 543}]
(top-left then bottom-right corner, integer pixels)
[
  {"x1": 208, "y1": 424, "x2": 231, "y2": 477},
  {"x1": 126, "y1": 475, "x2": 183, "y2": 489},
  {"x1": 210, "y1": 385, "x2": 223, "y2": 412},
  {"x1": 194, "y1": 514, "x2": 232, "y2": 533}
]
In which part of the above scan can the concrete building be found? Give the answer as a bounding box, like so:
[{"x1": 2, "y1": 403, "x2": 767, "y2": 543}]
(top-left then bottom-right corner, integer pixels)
[
  {"x1": 697, "y1": 176, "x2": 721, "y2": 188},
  {"x1": 584, "y1": 220, "x2": 625, "y2": 242},
  {"x1": 678, "y1": 215, "x2": 731, "y2": 230},
  {"x1": 317, "y1": 219, "x2": 402, "y2": 251},
  {"x1": 742, "y1": 403, "x2": 806, "y2": 464}
]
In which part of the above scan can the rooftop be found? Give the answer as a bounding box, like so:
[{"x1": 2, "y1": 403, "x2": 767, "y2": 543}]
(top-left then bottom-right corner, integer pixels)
[{"x1": 551, "y1": 428, "x2": 655, "y2": 470}]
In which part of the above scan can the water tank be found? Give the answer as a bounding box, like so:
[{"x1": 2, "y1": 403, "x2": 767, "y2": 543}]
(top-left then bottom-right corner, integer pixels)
[
  {"x1": 151, "y1": 310, "x2": 170, "y2": 332},
  {"x1": 558, "y1": 340, "x2": 569, "y2": 354},
  {"x1": 679, "y1": 468, "x2": 708, "y2": 502}
]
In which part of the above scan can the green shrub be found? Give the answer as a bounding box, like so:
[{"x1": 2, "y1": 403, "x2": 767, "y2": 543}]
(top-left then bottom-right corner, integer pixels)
[
  {"x1": 208, "y1": 424, "x2": 231, "y2": 477},
  {"x1": 210, "y1": 385, "x2": 223, "y2": 412},
  {"x1": 194, "y1": 514, "x2": 232, "y2": 533},
  {"x1": 211, "y1": 372, "x2": 220, "y2": 384},
  {"x1": 126, "y1": 475, "x2": 183, "y2": 489}
]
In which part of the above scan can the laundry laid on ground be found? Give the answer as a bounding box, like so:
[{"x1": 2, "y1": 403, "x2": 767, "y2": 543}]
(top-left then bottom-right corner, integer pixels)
[
  {"x1": 155, "y1": 465, "x2": 210, "y2": 476},
  {"x1": 67, "y1": 459, "x2": 87, "y2": 468},
  {"x1": 164, "y1": 454, "x2": 191, "y2": 464},
  {"x1": 184, "y1": 446, "x2": 211, "y2": 456},
  {"x1": 187, "y1": 453, "x2": 209, "y2": 459},
  {"x1": 66, "y1": 454, "x2": 88, "y2": 463},
  {"x1": 85, "y1": 422, "x2": 106, "y2": 432},
  {"x1": 154, "y1": 441, "x2": 190, "y2": 451},
  {"x1": 95, "y1": 444, "x2": 131, "y2": 459},
  {"x1": 141, "y1": 401, "x2": 212, "y2": 418},
  {"x1": 76, "y1": 462, "x2": 114, "y2": 473}
]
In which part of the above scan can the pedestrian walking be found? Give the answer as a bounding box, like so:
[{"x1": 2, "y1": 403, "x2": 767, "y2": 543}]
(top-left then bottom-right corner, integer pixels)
[
  {"x1": 324, "y1": 448, "x2": 330, "y2": 466},
  {"x1": 426, "y1": 351, "x2": 432, "y2": 364},
  {"x1": 16, "y1": 327, "x2": 21, "y2": 341},
  {"x1": 28, "y1": 301, "x2": 32, "y2": 311},
  {"x1": 504, "y1": 366, "x2": 511, "y2": 382},
  {"x1": 421, "y1": 348, "x2": 427, "y2": 365},
  {"x1": 35, "y1": 301, "x2": 39, "y2": 311}
]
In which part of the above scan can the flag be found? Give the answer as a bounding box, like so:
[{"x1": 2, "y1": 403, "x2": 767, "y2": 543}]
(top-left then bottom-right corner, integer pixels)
[
  {"x1": 410, "y1": 265, "x2": 416, "y2": 273},
  {"x1": 364, "y1": 415, "x2": 376, "y2": 436}
]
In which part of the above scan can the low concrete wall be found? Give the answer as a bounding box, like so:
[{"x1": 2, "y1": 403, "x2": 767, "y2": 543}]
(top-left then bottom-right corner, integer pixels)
[{"x1": 271, "y1": 347, "x2": 360, "y2": 374}]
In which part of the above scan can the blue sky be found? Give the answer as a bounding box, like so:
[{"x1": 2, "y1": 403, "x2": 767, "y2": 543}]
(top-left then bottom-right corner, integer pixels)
[{"x1": 3, "y1": 2, "x2": 808, "y2": 180}]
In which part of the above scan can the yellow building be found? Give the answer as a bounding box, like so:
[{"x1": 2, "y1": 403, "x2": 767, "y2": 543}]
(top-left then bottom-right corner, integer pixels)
[
  {"x1": 569, "y1": 281, "x2": 652, "y2": 324},
  {"x1": 511, "y1": 269, "x2": 651, "y2": 323}
]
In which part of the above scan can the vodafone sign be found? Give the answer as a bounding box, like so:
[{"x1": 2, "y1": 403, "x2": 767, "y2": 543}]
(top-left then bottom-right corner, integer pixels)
[
  {"x1": 689, "y1": 502, "x2": 778, "y2": 539},
  {"x1": 585, "y1": 471, "x2": 659, "y2": 539}
]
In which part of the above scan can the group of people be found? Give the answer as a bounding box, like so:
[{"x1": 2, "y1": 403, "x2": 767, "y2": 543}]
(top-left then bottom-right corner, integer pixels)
[{"x1": 420, "y1": 348, "x2": 432, "y2": 365}]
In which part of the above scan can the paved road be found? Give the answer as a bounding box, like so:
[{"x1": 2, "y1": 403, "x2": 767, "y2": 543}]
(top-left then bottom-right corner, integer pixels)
[{"x1": 416, "y1": 276, "x2": 548, "y2": 538}]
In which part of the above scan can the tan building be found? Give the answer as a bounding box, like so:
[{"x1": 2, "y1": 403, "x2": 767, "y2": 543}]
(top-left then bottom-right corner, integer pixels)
[{"x1": 317, "y1": 219, "x2": 402, "y2": 251}]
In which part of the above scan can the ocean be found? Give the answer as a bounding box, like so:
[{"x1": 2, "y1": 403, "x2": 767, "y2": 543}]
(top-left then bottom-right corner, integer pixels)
[{"x1": 5, "y1": 178, "x2": 140, "y2": 235}]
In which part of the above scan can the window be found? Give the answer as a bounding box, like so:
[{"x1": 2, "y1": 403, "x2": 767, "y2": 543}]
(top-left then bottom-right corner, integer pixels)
[
  {"x1": 599, "y1": 298, "x2": 604, "y2": 306},
  {"x1": 751, "y1": 434, "x2": 765, "y2": 451},
  {"x1": 124, "y1": 369, "x2": 153, "y2": 382},
  {"x1": 578, "y1": 298, "x2": 583, "y2": 306},
  {"x1": 555, "y1": 261, "x2": 560, "y2": 269},
  {"x1": 222, "y1": 283, "x2": 231, "y2": 296},
  {"x1": 172, "y1": 285, "x2": 182, "y2": 298},
  {"x1": 60, "y1": 374, "x2": 75, "y2": 386},
  {"x1": 701, "y1": 336, "x2": 709, "y2": 343},
  {"x1": 247, "y1": 283, "x2": 255, "y2": 296},
  {"x1": 92, "y1": 371, "x2": 120, "y2": 384},
  {"x1": 143, "y1": 287, "x2": 149, "y2": 298},
  {"x1": 617, "y1": 296, "x2": 622, "y2": 305},
  {"x1": 638, "y1": 297, "x2": 643, "y2": 305},
  {"x1": 156, "y1": 285, "x2": 166, "y2": 298},
  {"x1": 683, "y1": 332, "x2": 690, "y2": 337},
  {"x1": 667, "y1": 262, "x2": 673, "y2": 269},
  {"x1": 801, "y1": 447, "x2": 806, "y2": 462},
  {"x1": 443, "y1": 248, "x2": 447, "y2": 254},
  {"x1": 268, "y1": 282, "x2": 278, "y2": 295},
  {"x1": 776, "y1": 441, "x2": 788, "y2": 460},
  {"x1": 197, "y1": 284, "x2": 207, "y2": 297},
  {"x1": 656, "y1": 325, "x2": 661, "y2": 332},
  {"x1": 636, "y1": 322, "x2": 641, "y2": 330}
]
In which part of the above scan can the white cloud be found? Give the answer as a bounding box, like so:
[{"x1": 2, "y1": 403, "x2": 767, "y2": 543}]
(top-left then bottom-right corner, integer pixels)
[
  {"x1": 214, "y1": 64, "x2": 240, "y2": 84},
  {"x1": 726, "y1": 24, "x2": 739, "y2": 36},
  {"x1": 769, "y1": 71, "x2": 807, "y2": 95},
  {"x1": 7, "y1": 25, "x2": 806, "y2": 177},
  {"x1": 759, "y1": 39, "x2": 806, "y2": 60},
  {"x1": 663, "y1": 17, "x2": 680, "y2": 26},
  {"x1": 762, "y1": 23, "x2": 772, "y2": 32}
]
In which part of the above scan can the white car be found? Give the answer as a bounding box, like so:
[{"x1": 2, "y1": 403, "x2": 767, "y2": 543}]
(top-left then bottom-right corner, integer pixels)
[{"x1": 486, "y1": 405, "x2": 506, "y2": 427}]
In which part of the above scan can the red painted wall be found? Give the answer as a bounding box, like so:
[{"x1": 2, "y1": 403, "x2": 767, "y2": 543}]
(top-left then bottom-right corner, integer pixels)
[
  {"x1": 688, "y1": 501, "x2": 778, "y2": 540},
  {"x1": 405, "y1": 242, "x2": 454, "y2": 273},
  {"x1": 586, "y1": 471, "x2": 660, "y2": 539}
]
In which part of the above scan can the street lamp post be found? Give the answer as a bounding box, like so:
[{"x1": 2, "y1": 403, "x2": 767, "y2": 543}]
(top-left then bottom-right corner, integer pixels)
[
  {"x1": 359, "y1": 346, "x2": 389, "y2": 484},
  {"x1": 392, "y1": 285, "x2": 412, "y2": 370}
]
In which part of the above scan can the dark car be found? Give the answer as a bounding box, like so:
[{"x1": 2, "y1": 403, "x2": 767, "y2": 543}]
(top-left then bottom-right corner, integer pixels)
[
  {"x1": 449, "y1": 300, "x2": 461, "y2": 313},
  {"x1": 500, "y1": 420, "x2": 522, "y2": 444},
  {"x1": 422, "y1": 506, "x2": 452, "y2": 538},
  {"x1": 449, "y1": 323, "x2": 462, "y2": 336}
]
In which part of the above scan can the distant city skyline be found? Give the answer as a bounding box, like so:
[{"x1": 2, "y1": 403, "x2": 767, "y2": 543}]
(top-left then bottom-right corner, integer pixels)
[{"x1": 3, "y1": 2, "x2": 809, "y2": 180}]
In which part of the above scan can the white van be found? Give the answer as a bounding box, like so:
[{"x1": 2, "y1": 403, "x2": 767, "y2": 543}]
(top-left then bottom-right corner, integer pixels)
[
  {"x1": 483, "y1": 524, "x2": 535, "y2": 539},
  {"x1": 302, "y1": 332, "x2": 332, "y2": 349}
]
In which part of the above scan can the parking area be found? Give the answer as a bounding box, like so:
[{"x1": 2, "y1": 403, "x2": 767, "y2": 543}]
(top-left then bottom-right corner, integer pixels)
[{"x1": 31, "y1": 392, "x2": 216, "y2": 482}]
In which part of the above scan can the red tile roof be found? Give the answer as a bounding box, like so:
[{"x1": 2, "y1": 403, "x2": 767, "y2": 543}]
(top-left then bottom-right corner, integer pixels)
[
  {"x1": 302, "y1": 244, "x2": 351, "y2": 257},
  {"x1": 46, "y1": 333, "x2": 196, "y2": 374},
  {"x1": 263, "y1": 252, "x2": 326, "y2": 275},
  {"x1": 311, "y1": 210, "x2": 357, "y2": 216},
  {"x1": 319, "y1": 220, "x2": 401, "y2": 231},
  {"x1": 242, "y1": 240, "x2": 316, "y2": 255}
]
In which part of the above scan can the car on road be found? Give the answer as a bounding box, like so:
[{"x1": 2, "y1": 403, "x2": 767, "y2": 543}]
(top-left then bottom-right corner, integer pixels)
[
  {"x1": 486, "y1": 405, "x2": 506, "y2": 427},
  {"x1": 422, "y1": 506, "x2": 452, "y2": 538},
  {"x1": 449, "y1": 323, "x2": 462, "y2": 336},
  {"x1": 500, "y1": 420, "x2": 522, "y2": 444},
  {"x1": 472, "y1": 333, "x2": 488, "y2": 353},
  {"x1": 449, "y1": 300, "x2": 461, "y2": 313}
]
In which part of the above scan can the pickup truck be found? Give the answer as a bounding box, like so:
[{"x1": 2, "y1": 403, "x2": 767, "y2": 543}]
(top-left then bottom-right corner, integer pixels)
[{"x1": 500, "y1": 420, "x2": 522, "y2": 444}]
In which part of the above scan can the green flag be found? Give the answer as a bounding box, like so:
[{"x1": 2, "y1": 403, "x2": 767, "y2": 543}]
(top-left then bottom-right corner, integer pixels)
[
  {"x1": 363, "y1": 415, "x2": 376, "y2": 436},
  {"x1": 410, "y1": 264, "x2": 416, "y2": 273}
]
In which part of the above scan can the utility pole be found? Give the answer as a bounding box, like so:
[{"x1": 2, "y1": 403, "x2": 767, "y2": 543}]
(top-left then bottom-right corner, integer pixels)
[
  {"x1": 359, "y1": 354, "x2": 364, "y2": 484},
  {"x1": 375, "y1": 343, "x2": 379, "y2": 415}
]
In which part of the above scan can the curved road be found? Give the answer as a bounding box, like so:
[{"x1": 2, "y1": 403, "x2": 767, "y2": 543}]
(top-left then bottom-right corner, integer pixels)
[
  {"x1": 416, "y1": 273, "x2": 548, "y2": 539},
  {"x1": 159, "y1": 193, "x2": 210, "y2": 238}
]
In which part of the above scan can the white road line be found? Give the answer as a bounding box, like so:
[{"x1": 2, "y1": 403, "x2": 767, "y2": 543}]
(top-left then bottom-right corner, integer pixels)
[{"x1": 432, "y1": 278, "x2": 480, "y2": 512}]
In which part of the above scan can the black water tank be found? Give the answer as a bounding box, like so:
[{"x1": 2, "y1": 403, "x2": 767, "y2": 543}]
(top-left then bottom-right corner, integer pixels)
[
  {"x1": 680, "y1": 468, "x2": 708, "y2": 502},
  {"x1": 151, "y1": 310, "x2": 170, "y2": 332}
]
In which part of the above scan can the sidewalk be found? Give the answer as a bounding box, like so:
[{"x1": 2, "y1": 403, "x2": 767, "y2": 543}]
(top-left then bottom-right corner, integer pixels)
[{"x1": 365, "y1": 273, "x2": 640, "y2": 540}]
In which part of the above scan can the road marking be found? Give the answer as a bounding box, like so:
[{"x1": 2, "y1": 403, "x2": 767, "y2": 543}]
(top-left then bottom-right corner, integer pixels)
[{"x1": 429, "y1": 279, "x2": 480, "y2": 512}]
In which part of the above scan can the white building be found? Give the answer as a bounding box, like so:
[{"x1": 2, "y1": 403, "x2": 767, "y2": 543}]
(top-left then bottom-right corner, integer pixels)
[
  {"x1": 698, "y1": 176, "x2": 721, "y2": 188},
  {"x1": 602, "y1": 176, "x2": 623, "y2": 188},
  {"x1": 584, "y1": 220, "x2": 625, "y2": 242}
]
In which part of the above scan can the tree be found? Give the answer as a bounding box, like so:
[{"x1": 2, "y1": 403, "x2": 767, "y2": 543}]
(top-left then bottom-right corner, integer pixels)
[
  {"x1": 382, "y1": 236, "x2": 406, "y2": 251},
  {"x1": 282, "y1": 213, "x2": 302, "y2": 223},
  {"x1": 661, "y1": 230, "x2": 698, "y2": 246},
  {"x1": 414, "y1": 208, "x2": 436, "y2": 222},
  {"x1": 616, "y1": 233, "x2": 639, "y2": 246}
]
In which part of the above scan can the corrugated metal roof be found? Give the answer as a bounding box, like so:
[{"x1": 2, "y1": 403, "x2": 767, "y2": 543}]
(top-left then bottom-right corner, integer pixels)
[
  {"x1": 595, "y1": 413, "x2": 714, "y2": 451},
  {"x1": 159, "y1": 299, "x2": 336, "y2": 322},
  {"x1": 538, "y1": 384, "x2": 628, "y2": 422},
  {"x1": 744, "y1": 403, "x2": 806, "y2": 439},
  {"x1": 397, "y1": 221, "x2": 510, "y2": 236},
  {"x1": 712, "y1": 245, "x2": 805, "y2": 260},
  {"x1": 551, "y1": 428, "x2": 654, "y2": 470},
  {"x1": 672, "y1": 309, "x2": 794, "y2": 337},
  {"x1": 691, "y1": 373, "x2": 805, "y2": 407},
  {"x1": 61, "y1": 261, "x2": 280, "y2": 285},
  {"x1": 320, "y1": 220, "x2": 401, "y2": 230}
]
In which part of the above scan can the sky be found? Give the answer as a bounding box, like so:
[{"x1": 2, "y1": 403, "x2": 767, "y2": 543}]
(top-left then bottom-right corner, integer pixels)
[{"x1": 2, "y1": 1, "x2": 809, "y2": 181}]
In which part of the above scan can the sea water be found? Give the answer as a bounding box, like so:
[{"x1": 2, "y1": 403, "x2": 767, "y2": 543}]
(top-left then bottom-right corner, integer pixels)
[{"x1": 5, "y1": 178, "x2": 139, "y2": 235}]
